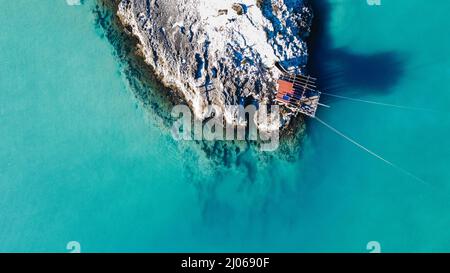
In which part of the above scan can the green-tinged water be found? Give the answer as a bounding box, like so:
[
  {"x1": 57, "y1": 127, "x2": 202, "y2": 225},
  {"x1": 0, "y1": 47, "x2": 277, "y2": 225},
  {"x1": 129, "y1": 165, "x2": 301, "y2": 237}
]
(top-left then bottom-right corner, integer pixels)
[{"x1": 0, "y1": 0, "x2": 449, "y2": 252}]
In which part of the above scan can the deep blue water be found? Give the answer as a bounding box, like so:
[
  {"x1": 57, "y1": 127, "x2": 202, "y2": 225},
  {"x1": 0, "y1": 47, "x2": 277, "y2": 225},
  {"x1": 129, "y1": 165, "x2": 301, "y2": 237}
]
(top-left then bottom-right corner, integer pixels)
[{"x1": 0, "y1": 0, "x2": 449, "y2": 252}]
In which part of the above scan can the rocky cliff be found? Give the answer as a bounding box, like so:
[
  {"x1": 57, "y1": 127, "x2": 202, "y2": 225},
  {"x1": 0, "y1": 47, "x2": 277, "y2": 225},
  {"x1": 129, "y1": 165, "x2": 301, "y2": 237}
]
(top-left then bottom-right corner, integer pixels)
[{"x1": 115, "y1": 0, "x2": 313, "y2": 130}]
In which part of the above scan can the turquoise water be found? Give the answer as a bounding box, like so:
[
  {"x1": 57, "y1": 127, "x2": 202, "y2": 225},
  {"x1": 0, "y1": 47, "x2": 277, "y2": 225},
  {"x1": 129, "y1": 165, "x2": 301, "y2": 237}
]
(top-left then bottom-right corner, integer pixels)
[{"x1": 0, "y1": 0, "x2": 449, "y2": 252}]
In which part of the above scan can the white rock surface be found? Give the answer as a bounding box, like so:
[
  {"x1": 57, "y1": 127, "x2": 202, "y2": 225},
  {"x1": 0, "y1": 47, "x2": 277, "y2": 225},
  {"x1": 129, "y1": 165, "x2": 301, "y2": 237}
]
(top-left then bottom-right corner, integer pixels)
[{"x1": 117, "y1": 0, "x2": 312, "y2": 128}]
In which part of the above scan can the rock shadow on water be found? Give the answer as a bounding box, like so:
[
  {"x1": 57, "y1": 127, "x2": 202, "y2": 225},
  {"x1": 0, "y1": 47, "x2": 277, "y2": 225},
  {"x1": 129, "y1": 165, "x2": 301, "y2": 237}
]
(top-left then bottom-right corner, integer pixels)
[
  {"x1": 307, "y1": 0, "x2": 407, "y2": 103},
  {"x1": 300, "y1": 0, "x2": 409, "y2": 181}
]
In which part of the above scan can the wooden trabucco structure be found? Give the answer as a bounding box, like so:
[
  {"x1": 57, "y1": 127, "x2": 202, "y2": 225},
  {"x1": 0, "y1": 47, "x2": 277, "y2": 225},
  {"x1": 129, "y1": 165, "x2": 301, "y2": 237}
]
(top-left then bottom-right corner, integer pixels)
[{"x1": 275, "y1": 73, "x2": 321, "y2": 118}]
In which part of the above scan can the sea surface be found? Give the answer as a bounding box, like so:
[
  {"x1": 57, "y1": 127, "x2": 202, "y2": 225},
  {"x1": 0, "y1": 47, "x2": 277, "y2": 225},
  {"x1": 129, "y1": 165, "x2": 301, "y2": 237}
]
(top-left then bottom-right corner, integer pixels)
[{"x1": 0, "y1": 0, "x2": 449, "y2": 252}]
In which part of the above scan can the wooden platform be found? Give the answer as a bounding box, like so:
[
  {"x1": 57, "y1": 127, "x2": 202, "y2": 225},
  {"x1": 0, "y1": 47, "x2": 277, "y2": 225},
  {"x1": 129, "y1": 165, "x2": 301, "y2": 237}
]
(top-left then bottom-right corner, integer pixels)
[{"x1": 275, "y1": 73, "x2": 321, "y2": 118}]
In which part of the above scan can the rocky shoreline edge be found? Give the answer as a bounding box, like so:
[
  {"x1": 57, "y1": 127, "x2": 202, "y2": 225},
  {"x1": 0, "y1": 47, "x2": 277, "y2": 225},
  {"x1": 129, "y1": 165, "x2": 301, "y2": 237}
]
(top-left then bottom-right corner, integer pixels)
[{"x1": 93, "y1": 0, "x2": 309, "y2": 162}]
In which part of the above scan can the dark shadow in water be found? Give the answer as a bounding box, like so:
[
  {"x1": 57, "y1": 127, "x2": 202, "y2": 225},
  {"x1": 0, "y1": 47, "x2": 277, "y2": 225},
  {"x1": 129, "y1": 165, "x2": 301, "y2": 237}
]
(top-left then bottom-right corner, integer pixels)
[
  {"x1": 307, "y1": 0, "x2": 407, "y2": 103},
  {"x1": 299, "y1": 0, "x2": 409, "y2": 185}
]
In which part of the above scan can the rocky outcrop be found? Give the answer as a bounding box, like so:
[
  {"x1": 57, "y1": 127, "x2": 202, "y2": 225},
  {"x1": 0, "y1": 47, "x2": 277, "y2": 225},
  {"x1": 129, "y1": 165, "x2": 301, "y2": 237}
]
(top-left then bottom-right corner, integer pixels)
[{"x1": 115, "y1": 0, "x2": 313, "y2": 130}]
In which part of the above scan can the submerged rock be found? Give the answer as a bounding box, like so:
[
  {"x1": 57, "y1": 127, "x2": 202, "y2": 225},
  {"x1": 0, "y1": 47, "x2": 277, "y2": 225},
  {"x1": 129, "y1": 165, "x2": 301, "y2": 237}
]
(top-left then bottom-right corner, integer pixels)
[{"x1": 115, "y1": 0, "x2": 313, "y2": 130}]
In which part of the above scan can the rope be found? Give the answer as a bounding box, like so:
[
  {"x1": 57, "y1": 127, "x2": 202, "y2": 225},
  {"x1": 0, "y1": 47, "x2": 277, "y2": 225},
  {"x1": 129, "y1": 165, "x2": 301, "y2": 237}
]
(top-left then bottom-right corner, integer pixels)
[
  {"x1": 320, "y1": 92, "x2": 437, "y2": 113},
  {"x1": 314, "y1": 116, "x2": 428, "y2": 185}
]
